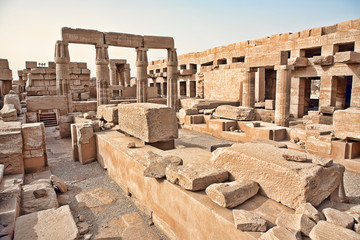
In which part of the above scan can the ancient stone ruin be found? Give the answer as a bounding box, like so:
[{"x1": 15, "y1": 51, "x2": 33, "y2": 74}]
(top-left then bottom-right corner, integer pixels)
[{"x1": 0, "y1": 18, "x2": 360, "y2": 240}]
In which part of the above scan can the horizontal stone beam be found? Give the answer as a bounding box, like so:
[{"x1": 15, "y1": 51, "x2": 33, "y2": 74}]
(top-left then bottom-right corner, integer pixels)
[
  {"x1": 62, "y1": 27, "x2": 104, "y2": 45},
  {"x1": 104, "y1": 32, "x2": 143, "y2": 48},
  {"x1": 144, "y1": 36, "x2": 174, "y2": 49}
]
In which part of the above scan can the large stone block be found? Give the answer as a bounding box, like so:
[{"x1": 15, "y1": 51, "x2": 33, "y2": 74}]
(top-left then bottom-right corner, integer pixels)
[
  {"x1": 14, "y1": 205, "x2": 79, "y2": 240},
  {"x1": 275, "y1": 213, "x2": 316, "y2": 236},
  {"x1": 214, "y1": 105, "x2": 255, "y2": 121},
  {"x1": 0, "y1": 104, "x2": 17, "y2": 121},
  {"x1": 97, "y1": 104, "x2": 118, "y2": 124},
  {"x1": 22, "y1": 123, "x2": 45, "y2": 150},
  {"x1": 4, "y1": 94, "x2": 21, "y2": 114},
  {"x1": 62, "y1": 27, "x2": 103, "y2": 45},
  {"x1": 76, "y1": 124, "x2": 96, "y2": 164},
  {"x1": 143, "y1": 36, "x2": 174, "y2": 49},
  {"x1": 26, "y1": 96, "x2": 67, "y2": 115},
  {"x1": 0, "y1": 131, "x2": 24, "y2": 174},
  {"x1": 333, "y1": 108, "x2": 360, "y2": 139},
  {"x1": 118, "y1": 103, "x2": 178, "y2": 143},
  {"x1": 104, "y1": 32, "x2": 143, "y2": 48},
  {"x1": 210, "y1": 143, "x2": 345, "y2": 209},
  {"x1": 309, "y1": 221, "x2": 360, "y2": 240}
]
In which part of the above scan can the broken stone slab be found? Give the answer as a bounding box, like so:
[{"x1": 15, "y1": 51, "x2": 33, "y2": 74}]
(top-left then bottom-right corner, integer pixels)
[
  {"x1": 178, "y1": 108, "x2": 198, "y2": 119},
  {"x1": 295, "y1": 203, "x2": 324, "y2": 223},
  {"x1": 282, "y1": 152, "x2": 307, "y2": 162},
  {"x1": 322, "y1": 208, "x2": 354, "y2": 229},
  {"x1": 97, "y1": 104, "x2": 118, "y2": 124},
  {"x1": 118, "y1": 103, "x2": 178, "y2": 143},
  {"x1": 313, "y1": 55, "x2": 334, "y2": 66},
  {"x1": 334, "y1": 51, "x2": 360, "y2": 64},
  {"x1": 21, "y1": 179, "x2": 58, "y2": 214},
  {"x1": 4, "y1": 93, "x2": 22, "y2": 114},
  {"x1": 309, "y1": 220, "x2": 360, "y2": 240},
  {"x1": 143, "y1": 151, "x2": 183, "y2": 179},
  {"x1": 76, "y1": 123, "x2": 93, "y2": 145},
  {"x1": 0, "y1": 193, "x2": 20, "y2": 240},
  {"x1": 22, "y1": 123, "x2": 45, "y2": 150},
  {"x1": 259, "y1": 226, "x2": 300, "y2": 240},
  {"x1": 214, "y1": 105, "x2": 255, "y2": 121},
  {"x1": 312, "y1": 155, "x2": 333, "y2": 167},
  {"x1": 333, "y1": 108, "x2": 360, "y2": 139},
  {"x1": 275, "y1": 212, "x2": 316, "y2": 236},
  {"x1": 50, "y1": 175, "x2": 67, "y2": 193},
  {"x1": 165, "y1": 163, "x2": 228, "y2": 191},
  {"x1": 211, "y1": 143, "x2": 345, "y2": 209},
  {"x1": 205, "y1": 180, "x2": 259, "y2": 208},
  {"x1": 0, "y1": 104, "x2": 17, "y2": 121},
  {"x1": 232, "y1": 209, "x2": 267, "y2": 232},
  {"x1": 14, "y1": 205, "x2": 79, "y2": 240}
]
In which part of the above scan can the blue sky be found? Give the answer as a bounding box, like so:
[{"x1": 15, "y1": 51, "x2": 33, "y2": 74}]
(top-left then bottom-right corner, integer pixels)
[{"x1": 0, "y1": 0, "x2": 359, "y2": 76}]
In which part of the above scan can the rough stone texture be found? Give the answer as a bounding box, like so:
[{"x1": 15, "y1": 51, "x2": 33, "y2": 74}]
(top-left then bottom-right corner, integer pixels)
[
  {"x1": 76, "y1": 124, "x2": 96, "y2": 164},
  {"x1": 205, "y1": 180, "x2": 259, "y2": 208},
  {"x1": 21, "y1": 179, "x2": 58, "y2": 214},
  {"x1": 259, "y1": 226, "x2": 299, "y2": 240},
  {"x1": 210, "y1": 143, "x2": 345, "y2": 209},
  {"x1": 214, "y1": 105, "x2": 255, "y2": 121},
  {"x1": 309, "y1": 220, "x2": 360, "y2": 240},
  {"x1": 50, "y1": 175, "x2": 67, "y2": 193},
  {"x1": 4, "y1": 94, "x2": 22, "y2": 114},
  {"x1": 233, "y1": 209, "x2": 267, "y2": 232},
  {"x1": 313, "y1": 55, "x2": 334, "y2": 65},
  {"x1": 0, "y1": 131, "x2": 24, "y2": 175},
  {"x1": 0, "y1": 103, "x2": 17, "y2": 121},
  {"x1": 97, "y1": 104, "x2": 118, "y2": 124},
  {"x1": 275, "y1": 213, "x2": 316, "y2": 236},
  {"x1": 179, "y1": 108, "x2": 198, "y2": 119},
  {"x1": 143, "y1": 151, "x2": 182, "y2": 178},
  {"x1": 14, "y1": 205, "x2": 79, "y2": 240},
  {"x1": 118, "y1": 103, "x2": 178, "y2": 143},
  {"x1": 295, "y1": 203, "x2": 324, "y2": 223},
  {"x1": 312, "y1": 155, "x2": 333, "y2": 167},
  {"x1": 0, "y1": 192, "x2": 20, "y2": 240},
  {"x1": 333, "y1": 108, "x2": 360, "y2": 139},
  {"x1": 166, "y1": 163, "x2": 228, "y2": 191},
  {"x1": 282, "y1": 152, "x2": 307, "y2": 162},
  {"x1": 322, "y1": 208, "x2": 354, "y2": 229}
]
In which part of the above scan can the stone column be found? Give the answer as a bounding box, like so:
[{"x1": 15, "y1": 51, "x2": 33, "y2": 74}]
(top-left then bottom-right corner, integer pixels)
[
  {"x1": 54, "y1": 40, "x2": 72, "y2": 112},
  {"x1": 351, "y1": 74, "x2": 360, "y2": 108},
  {"x1": 124, "y1": 64, "x2": 131, "y2": 87},
  {"x1": 136, "y1": 48, "x2": 148, "y2": 103},
  {"x1": 95, "y1": 44, "x2": 110, "y2": 106},
  {"x1": 319, "y1": 75, "x2": 337, "y2": 108},
  {"x1": 274, "y1": 65, "x2": 293, "y2": 127},
  {"x1": 167, "y1": 48, "x2": 179, "y2": 110},
  {"x1": 242, "y1": 68, "x2": 256, "y2": 108},
  {"x1": 110, "y1": 65, "x2": 117, "y2": 86},
  {"x1": 255, "y1": 67, "x2": 265, "y2": 102}
]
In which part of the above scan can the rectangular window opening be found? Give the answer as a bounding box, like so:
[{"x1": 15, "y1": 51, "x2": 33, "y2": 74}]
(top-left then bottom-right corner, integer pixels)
[{"x1": 232, "y1": 57, "x2": 245, "y2": 63}]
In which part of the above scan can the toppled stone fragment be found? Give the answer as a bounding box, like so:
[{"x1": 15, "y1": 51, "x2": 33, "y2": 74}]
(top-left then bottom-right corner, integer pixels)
[
  {"x1": 0, "y1": 104, "x2": 17, "y2": 121},
  {"x1": 205, "y1": 180, "x2": 259, "y2": 208},
  {"x1": 275, "y1": 213, "x2": 316, "y2": 236},
  {"x1": 166, "y1": 163, "x2": 228, "y2": 191},
  {"x1": 295, "y1": 203, "x2": 324, "y2": 223},
  {"x1": 312, "y1": 155, "x2": 333, "y2": 167},
  {"x1": 144, "y1": 151, "x2": 183, "y2": 178},
  {"x1": 14, "y1": 205, "x2": 79, "y2": 240},
  {"x1": 4, "y1": 93, "x2": 22, "y2": 114},
  {"x1": 77, "y1": 222, "x2": 89, "y2": 234},
  {"x1": 259, "y1": 226, "x2": 299, "y2": 240},
  {"x1": 282, "y1": 153, "x2": 307, "y2": 162},
  {"x1": 322, "y1": 208, "x2": 354, "y2": 229},
  {"x1": 232, "y1": 209, "x2": 267, "y2": 232},
  {"x1": 50, "y1": 175, "x2": 68, "y2": 193},
  {"x1": 178, "y1": 108, "x2": 198, "y2": 118},
  {"x1": 77, "y1": 124, "x2": 93, "y2": 145},
  {"x1": 214, "y1": 105, "x2": 255, "y2": 121},
  {"x1": 309, "y1": 220, "x2": 360, "y2": 240}
]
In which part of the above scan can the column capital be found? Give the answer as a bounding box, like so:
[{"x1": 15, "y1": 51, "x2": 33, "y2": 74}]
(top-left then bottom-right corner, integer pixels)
[
  {"x1": 54, "y1": 40, "x2": 70, "y2": 64},
  {"x1": 167, "y1": 48, "x2": 178, "y2": 66},
  {"x1": 136, "y1": 48, "x2": 148, "y2": 67},
  {"x1": 95, "y1": 44, "x2": 109, "y2": 65}
]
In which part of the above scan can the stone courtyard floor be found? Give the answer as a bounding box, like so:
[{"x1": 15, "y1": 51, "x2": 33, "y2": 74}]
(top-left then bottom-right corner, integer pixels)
[{"x1": 43, "y1": 127, "x2": 360, "y2": 239}]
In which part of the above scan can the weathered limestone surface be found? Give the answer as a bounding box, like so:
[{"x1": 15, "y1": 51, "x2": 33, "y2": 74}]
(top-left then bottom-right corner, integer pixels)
[
  {"x1": 118, "y1": 103, "x2": 178, "y2": 143},
  {"x1": 309, "y1": 221, "x2": 360, "y2": 240},
  {"x1": 312, "y1": 155, "x2": 333, "y2": 167},
  {"x1": 205, "y1": 180, "x2": 259, "y2": 208},
  {"x1": 259, "y1": 226, "x2": 299, "y2": 240},
  {"x1": 14, "y1": 205, "x2": 79, "y2": 240},
  {"x1": 26, "y1": 96, "x2": 67, "y2": 115},
  {"x1": 76, "y1": 124, "x2": 96, "y2": 164},
  {"x1": 295, "y1": 203, "x2": 324, "y2": 223},
  {"x1": 0, "y1": 131, "x2": 23, "y2": 174},
  {"x1": 166, "y1": 163, "x2": 228, "y2": 191},
  {"x1": 233, "y1": 210, "x2": 267, "y2": 232},
  {"x1": 214, "y1": 105, "x2": 255, "y2": 121},
  {"x1": 143, "y1": 151, "x2": 182, "y2": 178},
  {"x1": 4, "y1": 94, "x2": 22, "y2": 114},
  {"x1": 210, "y1": 143, "x2": 345, "y2": 209},
  {"x1": 313, "y1": 55, "x2": 334, "y2": 65},
  {"x1": 275, "y1": 213, "x2": 316, "y2": 236},
  {"x1": 21, "y1": 179, "x2": 58, "y2": 214},
  {"x1": 0, "y1": 104, "x2": 17, "y2": 121},
  {"x1": 333, "y1": 108, "x2": 360, "y2": 139},
  {"x1": 50, "y1": 175, "x2": 67, "y2": 193},
  {"x1": 322, "y1": 208, "x2": 354, "y2": 229},
  {"x1": 97, "y1": 104, "x2": 118, "y2": 123}
]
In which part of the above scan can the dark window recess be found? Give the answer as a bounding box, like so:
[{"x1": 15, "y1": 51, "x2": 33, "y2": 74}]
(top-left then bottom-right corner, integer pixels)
[
  {"x1": 190, "y1": 64, "x2": 197, "y2": 70},
  {"x1": 180, "y1": 64, "x2": 186, "y2": 70},
  {"x1": 232, "y1": 57, "x2": 245, "y2": 63},
  {"x1": 201, "y1": 61, "x2": 213, "y2": 67},
  {"x1": 217, "y1": 58, "x2": 227, "y2": 65},
  {"x1": 156, "y1": 69, "x2": 160, "y2": 73},
  {"x1": 149, "y1": 70, "x2": 154, "y2": 74},
  {"x1": 337, "y1": 42, "x2": 355, "y2": 52},
  {"x1": 163, "y1": 68, "x2": 167, "y2": 73},
  {"x1": 304, "y1": 47, "x2": 322, "y2": 58}
]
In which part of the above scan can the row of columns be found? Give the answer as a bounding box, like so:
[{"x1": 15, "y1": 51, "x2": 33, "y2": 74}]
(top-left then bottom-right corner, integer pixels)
[
  {"x1": 110, "y1": 64, "x2": 131, "y2": 87},
  {"x1": 55, "y1": 41, "x2": 179, "y2": 111}
]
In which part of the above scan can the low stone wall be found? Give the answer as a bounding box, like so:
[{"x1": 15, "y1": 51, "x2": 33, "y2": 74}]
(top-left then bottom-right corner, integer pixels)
[{"x1": 72, "y1": 101, "x2": 97, "y2": 113}]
